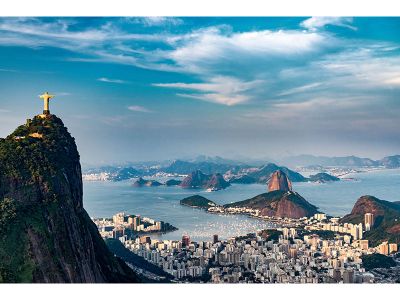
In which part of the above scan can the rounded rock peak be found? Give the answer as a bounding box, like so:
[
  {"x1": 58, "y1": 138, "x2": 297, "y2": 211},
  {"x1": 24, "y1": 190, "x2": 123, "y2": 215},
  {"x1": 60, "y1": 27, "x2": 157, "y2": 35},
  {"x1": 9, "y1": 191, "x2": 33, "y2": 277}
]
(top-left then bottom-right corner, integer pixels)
[{"x1": 268, "y1": 170, "x2": 292, "y2": 192}]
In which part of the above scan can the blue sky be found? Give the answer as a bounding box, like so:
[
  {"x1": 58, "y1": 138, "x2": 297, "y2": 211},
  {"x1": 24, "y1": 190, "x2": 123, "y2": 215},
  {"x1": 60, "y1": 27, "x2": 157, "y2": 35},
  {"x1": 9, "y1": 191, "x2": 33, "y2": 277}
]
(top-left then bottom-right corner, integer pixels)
[{"x1": 0, "y1": 17, "x2": 399, "y2": 164}]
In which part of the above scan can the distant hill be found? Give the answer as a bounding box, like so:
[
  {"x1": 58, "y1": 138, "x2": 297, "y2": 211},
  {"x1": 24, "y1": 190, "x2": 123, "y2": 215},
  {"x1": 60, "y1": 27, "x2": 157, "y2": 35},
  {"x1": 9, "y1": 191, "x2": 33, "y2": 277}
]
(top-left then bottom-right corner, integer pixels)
[
  {"x1": 229, "y1": 175, "x2": 257, "y2": 184},
  {"x1": 224, "y1": 190, "x2": 319, "y2": 219},
  {"x1": 379, "y1": 155, "x2": 400, "y2": 168},
  {"x1": 162, "y1": 159, "x2": 246, "y2": 175},
  {"x1": 180, "y1": 195, "x2": 217, "y2": 209},
  {"x1": 247, "y1": 163, "x2": 307, "y2": 183},
  {"x1": 280, "y1": 154, "x2": 380, "y2": 167},
  {"x1": 341, "y1": 195, "x2": 400, "y2": 246},
  {"x1": 308, "y1": 172, "x2": 340, "y2": 182},
  {"x1": 180, "y1": 170, "x2": 230, "y2": 190},
  {"x1": 190, "y1": 155, "x2": 244, "y2": 165}
]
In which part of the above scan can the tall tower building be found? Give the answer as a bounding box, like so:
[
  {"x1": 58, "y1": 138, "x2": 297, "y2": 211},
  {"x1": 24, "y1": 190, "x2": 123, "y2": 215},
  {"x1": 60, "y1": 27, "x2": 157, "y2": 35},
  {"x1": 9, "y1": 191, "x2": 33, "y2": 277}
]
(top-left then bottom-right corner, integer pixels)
[
  {"x1": 364, "y1": 213, "x2": 374, "y2": 231},
  {"x1": 378, "y1": 242, "x2": 389, "y2": 255}
]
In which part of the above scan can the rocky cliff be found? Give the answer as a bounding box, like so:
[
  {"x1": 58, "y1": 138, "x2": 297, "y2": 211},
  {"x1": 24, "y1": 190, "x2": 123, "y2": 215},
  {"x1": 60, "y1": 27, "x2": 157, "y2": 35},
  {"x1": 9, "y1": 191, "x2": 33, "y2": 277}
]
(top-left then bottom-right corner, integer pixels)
[
  {"x1": 0, "y1": 115, "x2": 139, "y2": 283},
  {"x1": 267, "y1": 170, "x2": 292, "y2": 192}
]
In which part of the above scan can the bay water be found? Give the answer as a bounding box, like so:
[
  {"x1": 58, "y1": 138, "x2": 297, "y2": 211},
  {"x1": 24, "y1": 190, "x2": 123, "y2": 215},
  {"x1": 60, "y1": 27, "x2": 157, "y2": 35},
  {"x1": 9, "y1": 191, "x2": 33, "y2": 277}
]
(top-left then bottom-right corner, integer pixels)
[{"x1": 83, "y1": 169, "x2": 400, "y2": 241}]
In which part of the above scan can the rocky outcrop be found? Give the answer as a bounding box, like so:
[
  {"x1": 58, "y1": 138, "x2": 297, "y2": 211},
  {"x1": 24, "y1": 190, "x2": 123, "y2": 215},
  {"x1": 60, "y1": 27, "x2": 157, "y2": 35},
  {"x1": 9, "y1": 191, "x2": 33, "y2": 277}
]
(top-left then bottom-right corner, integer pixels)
[
  {"x1": 205, "y1": 173, "x2": 230, "y2": 190},
  {"x1": 341, "y1": 195, "x2": 400, "y2": 246},
  {"x1": 224, "y1": 190, "x2": 318, "y2": 219},
  {"x1": 268, "y1": 170, "x2": 292, "y2": 192},
  {"x1": 0, "y1": 115, "x2": 139, "y2": 283},
  {"x1": 180, "y1": 170, "x2": 230, "y2": 190}
]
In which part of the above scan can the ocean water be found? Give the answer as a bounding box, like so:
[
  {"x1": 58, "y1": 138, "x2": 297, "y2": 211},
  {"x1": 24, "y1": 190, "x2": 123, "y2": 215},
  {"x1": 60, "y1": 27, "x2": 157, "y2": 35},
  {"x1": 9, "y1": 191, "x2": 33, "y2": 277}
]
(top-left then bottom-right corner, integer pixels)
[{"x1": 83, "y1": 169, "x2": 400, "y2": 241}]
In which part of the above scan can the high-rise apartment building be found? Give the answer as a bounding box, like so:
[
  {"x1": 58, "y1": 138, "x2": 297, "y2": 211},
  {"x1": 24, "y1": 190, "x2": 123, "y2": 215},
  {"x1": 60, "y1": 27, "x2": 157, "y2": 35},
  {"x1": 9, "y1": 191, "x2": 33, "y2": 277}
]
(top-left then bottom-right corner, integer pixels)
[{"x1": 364, "y1": 213, "x2": 374, "y2": 231}]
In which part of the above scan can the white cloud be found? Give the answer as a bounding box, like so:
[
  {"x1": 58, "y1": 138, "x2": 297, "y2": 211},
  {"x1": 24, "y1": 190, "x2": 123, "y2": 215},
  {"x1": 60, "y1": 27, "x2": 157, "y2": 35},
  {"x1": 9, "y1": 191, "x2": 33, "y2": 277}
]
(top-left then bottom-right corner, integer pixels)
[
  {"x1": 0, "y1": 18, "x2": 167, "y2": 54},
  {"x1": 139, "y1": 17, "x2": 183, "y2": 27},
  {"x1": 97, "y1": 77, "x2": 127, "y2": 84},
  {"x1": 1, "y1": 17, "x2": 399, "y2": 112},
  {"x1": 54, "y1": 92, "x2": 71, "y2": 96},
  {"x1": 301, "y1": 17, "x2": 356, "y2": 31},
  {"x1": 0, "y1": 68, "x2": 19, "y2": 72},
  {"x1": 277, "y1": 82, "x2": 322, "y2": 96},
  {"x1": 127, "y1": 105, "x2": 153, "y2": 113},
  {"x1": 154, "y1": 76, "x2": 264, "y2": 106},
  {"x1": 166, "y1": 27, "x2": 332, "y2": 74},
  {"x1": 317, "y1": 48, "x2": 400, "y2": 88},
  {"x1": 0, "y1": 18, "x2": 334, "y2": 77},
  {"x1": 177, "y1": 93, "x2": 251, "y2": 106}
]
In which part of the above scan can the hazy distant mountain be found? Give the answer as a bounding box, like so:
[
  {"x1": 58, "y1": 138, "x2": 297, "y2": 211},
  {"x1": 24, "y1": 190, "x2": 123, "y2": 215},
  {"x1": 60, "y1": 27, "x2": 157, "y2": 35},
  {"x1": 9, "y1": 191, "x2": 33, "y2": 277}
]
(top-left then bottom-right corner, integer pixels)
[
  {"x1": 162, "y1": 159, "x2": 247, "y2": 175},
  {"x1": 248, "y1": 163, "x2": 307, "y2": 183},
  {"x1": 280, "y1": 154, "x2": 380, "y2": 168},
  {"x1": 379, "y1": 155, "x2": 400, "y2": 168},
  {"x1": 190, "y1": 155, "x2": 244, "y2": 165},
  {"x1": 82, "y1": 153, "x2": 399, "y2": 183}
]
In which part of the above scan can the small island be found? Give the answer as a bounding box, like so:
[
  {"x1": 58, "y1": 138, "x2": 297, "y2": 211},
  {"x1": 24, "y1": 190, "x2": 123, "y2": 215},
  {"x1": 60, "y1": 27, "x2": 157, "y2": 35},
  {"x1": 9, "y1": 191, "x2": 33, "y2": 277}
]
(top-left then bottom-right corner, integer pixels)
[
  {"x1": 180, "y1": 195, "x2": 218, "y2": 209},
  {"x1": 165, "y1": 179, "x2": 182, "y2": 186},
  {"x1": 308, "y1": 172, "x2": 340, "y2": 183},
  {"x1": 132, "y1": 177, "x2": 163, "y2": 187}
]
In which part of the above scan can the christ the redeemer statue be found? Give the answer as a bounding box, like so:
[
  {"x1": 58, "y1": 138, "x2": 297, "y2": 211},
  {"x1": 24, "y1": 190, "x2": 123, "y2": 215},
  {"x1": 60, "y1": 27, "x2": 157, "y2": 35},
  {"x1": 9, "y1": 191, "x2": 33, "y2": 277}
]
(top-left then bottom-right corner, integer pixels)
[{"x1": 39, "y1": 92, "x2": 55, "y2": 115}]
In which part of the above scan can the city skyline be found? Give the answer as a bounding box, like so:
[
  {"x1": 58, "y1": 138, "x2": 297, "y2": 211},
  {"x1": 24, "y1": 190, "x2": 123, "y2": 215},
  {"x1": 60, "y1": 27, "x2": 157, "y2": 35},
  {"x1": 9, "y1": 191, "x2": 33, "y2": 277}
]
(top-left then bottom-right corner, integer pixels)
[{"x1": 0, "y1": 17, "x2": 399, "y2": 163}]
